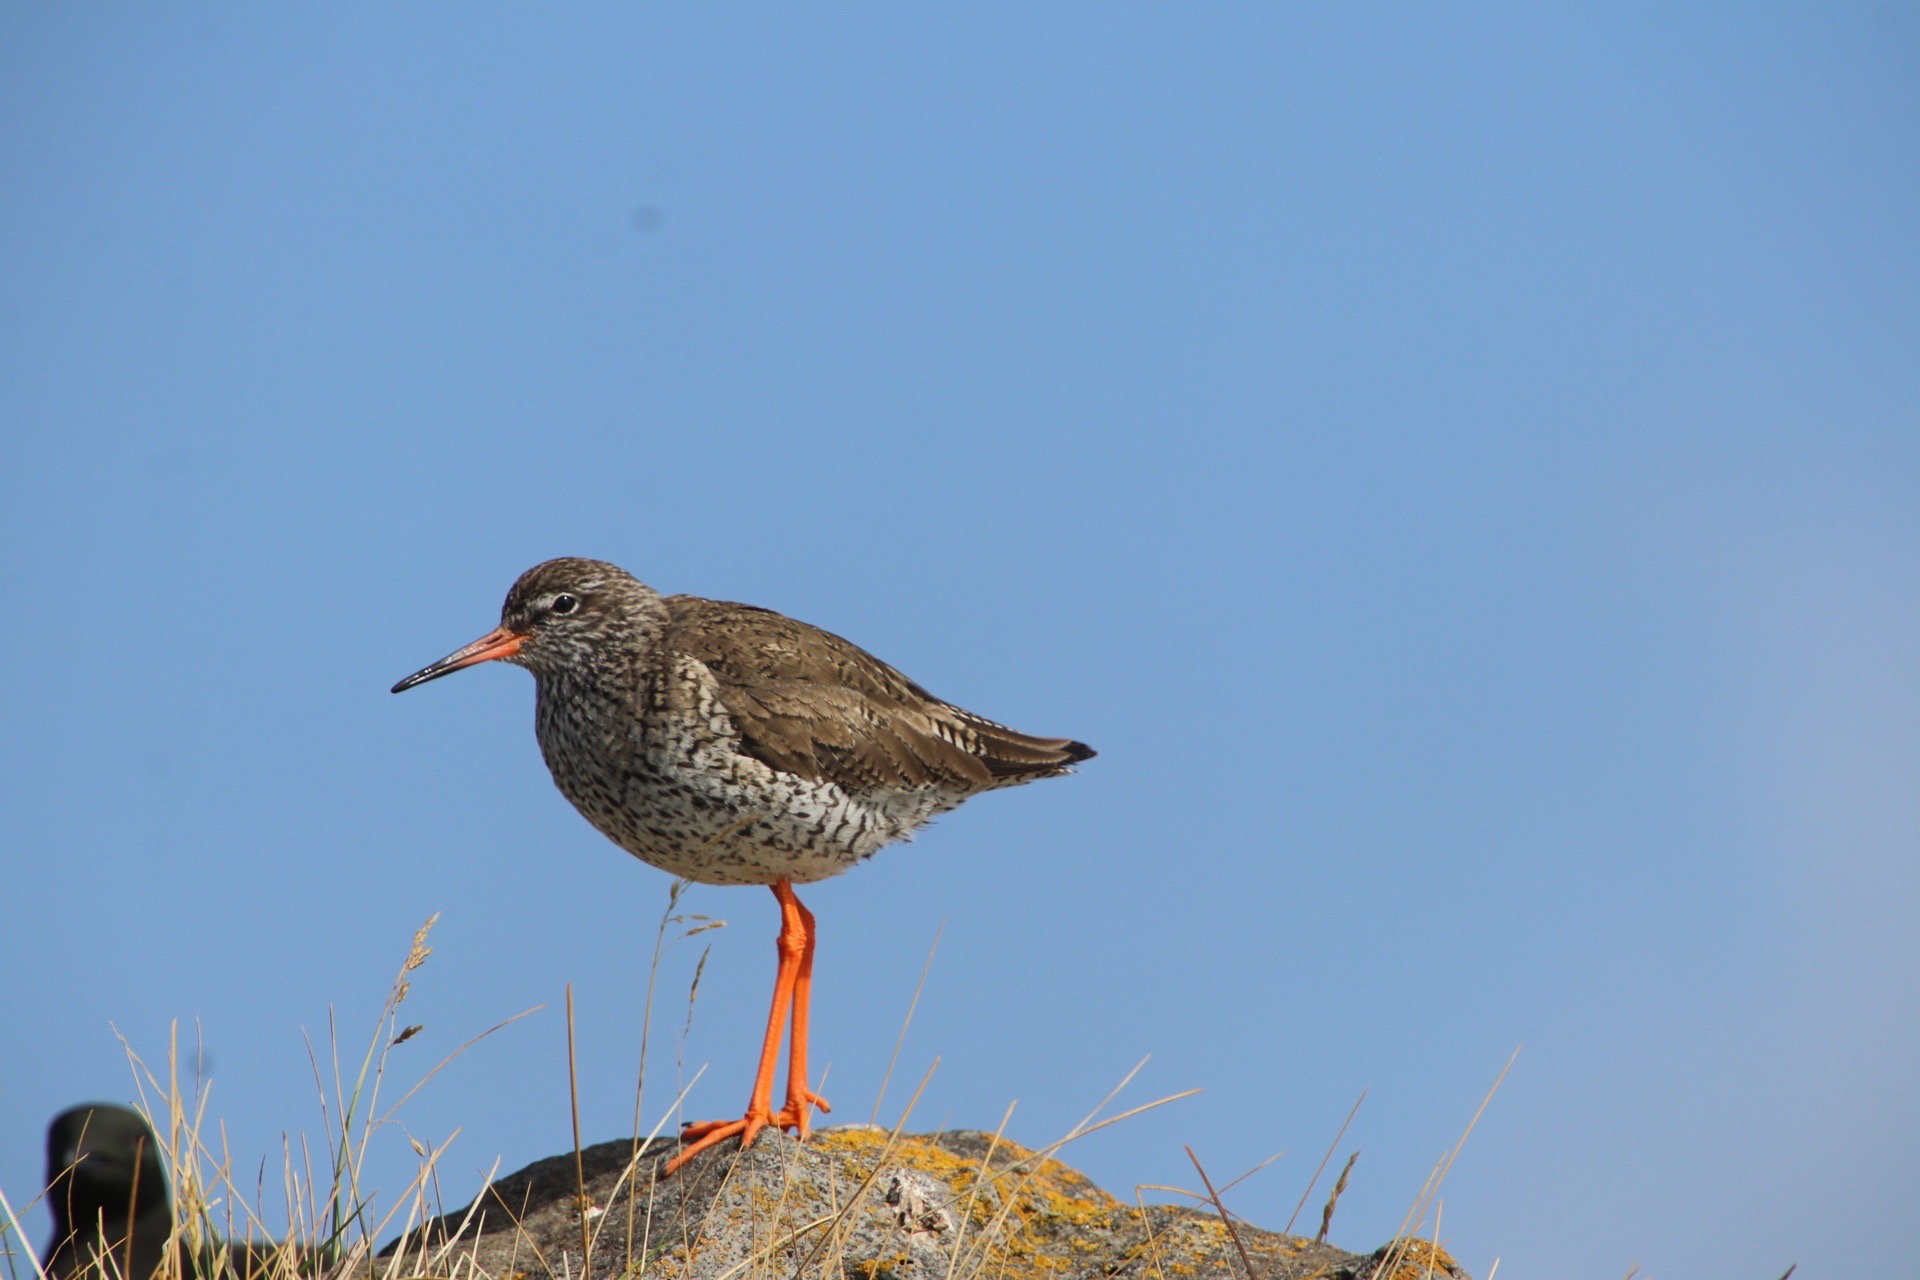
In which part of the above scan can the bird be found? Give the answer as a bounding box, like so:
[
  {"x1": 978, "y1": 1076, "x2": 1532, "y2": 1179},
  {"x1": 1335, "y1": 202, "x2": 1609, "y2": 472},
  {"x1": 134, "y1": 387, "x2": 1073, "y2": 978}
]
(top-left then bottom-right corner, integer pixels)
[
  {"x1": 392, "y1": 558, "x2": 1092, "y2": 1173},
  {"x1": 41, "y1": 1105, "x2": 283, "y2": 1280},
  {"x1": 43, "y1": 1104, "x2": 172, "y2": 1280}
]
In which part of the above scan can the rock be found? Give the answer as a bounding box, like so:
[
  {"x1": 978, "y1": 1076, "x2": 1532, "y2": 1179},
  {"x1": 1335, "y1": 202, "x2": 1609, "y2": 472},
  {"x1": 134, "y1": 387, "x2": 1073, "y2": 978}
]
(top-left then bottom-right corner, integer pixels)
[{"x1": 384, "y1": 1127, "x2": 1470, "y2": 1280}]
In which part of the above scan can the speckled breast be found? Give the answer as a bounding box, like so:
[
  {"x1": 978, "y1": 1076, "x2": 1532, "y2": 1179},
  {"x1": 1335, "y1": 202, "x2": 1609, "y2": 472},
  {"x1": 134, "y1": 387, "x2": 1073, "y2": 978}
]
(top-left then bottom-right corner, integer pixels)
[{"x1": 530, "y1": 667, "x2": 959, "y2": 887}]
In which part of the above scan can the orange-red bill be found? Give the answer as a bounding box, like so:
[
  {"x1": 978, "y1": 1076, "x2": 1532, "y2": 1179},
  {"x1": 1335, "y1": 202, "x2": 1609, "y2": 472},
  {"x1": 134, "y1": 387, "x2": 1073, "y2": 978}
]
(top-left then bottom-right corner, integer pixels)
[{"x1": 391, "y1": 626, "x2": 526, "y2": 693}]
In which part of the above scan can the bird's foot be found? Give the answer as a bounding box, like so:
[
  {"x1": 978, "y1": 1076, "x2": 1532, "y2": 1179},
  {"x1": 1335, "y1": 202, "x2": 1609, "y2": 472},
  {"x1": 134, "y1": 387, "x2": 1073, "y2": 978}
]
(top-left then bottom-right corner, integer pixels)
[
  {"x1": 664, "y1": 1088, "x2": 832, "y2": 1175},
  {"x1": 773, "y1": 1087, "x2": 832, "y2": 1140},
  {"x1": 666, "y1": 1108, "x2": 771, "y2": 1175}
]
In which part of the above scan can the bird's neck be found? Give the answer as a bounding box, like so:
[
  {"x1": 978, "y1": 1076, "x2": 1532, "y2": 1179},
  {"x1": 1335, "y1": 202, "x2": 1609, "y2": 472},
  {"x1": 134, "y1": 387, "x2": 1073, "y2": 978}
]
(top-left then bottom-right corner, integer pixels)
[{"x1": 530, "y1": 620, "x2": 658, "y2": 757}]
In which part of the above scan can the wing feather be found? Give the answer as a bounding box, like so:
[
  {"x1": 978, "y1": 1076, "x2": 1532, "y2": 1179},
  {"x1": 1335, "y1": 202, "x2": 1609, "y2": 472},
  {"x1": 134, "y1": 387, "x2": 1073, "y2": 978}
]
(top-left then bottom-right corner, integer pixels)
[{"x1": 661, "y1": 596, "x2": 1091, "y2": 792}]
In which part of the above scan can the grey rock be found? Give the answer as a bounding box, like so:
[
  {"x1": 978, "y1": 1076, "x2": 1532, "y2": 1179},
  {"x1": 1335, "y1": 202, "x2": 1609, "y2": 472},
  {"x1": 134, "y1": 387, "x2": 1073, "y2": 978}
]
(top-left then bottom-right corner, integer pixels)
[{"x1": 384, "y1": 1127, "x2": 1470, "y2": 1280}]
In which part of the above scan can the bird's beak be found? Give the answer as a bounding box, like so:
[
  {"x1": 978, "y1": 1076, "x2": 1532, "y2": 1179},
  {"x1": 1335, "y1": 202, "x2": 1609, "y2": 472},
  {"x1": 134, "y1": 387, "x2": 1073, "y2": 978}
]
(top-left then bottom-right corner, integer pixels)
[{"x1": 392, "y1": 626, "x2": 527, "y2": 693}]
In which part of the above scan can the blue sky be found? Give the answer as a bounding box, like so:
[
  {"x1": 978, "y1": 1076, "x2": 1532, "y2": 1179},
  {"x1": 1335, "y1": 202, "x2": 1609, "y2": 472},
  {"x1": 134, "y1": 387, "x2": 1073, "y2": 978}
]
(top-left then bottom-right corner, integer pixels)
[{"x1": 3, "y1": 6, "x2": 1917, "y2": 1277}]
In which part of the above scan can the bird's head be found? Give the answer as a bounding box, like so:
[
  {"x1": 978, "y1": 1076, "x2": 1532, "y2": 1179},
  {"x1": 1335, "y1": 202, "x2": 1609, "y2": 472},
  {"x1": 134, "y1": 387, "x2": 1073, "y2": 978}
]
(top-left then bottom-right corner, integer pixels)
[
  {"x1": 391, "y1": 558, "x2": 664, "y2": 692},
  {"x1": 45, "y1": 1105, "x2": 168, "y2": 1225}
]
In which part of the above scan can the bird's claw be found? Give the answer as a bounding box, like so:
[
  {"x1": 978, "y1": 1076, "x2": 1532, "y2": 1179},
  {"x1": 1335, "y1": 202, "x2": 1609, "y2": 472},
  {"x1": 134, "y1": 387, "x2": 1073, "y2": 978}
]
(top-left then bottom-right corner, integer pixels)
[
  {"x1": 665, "y1": 1088, "x2": 831, "y2": 1175},
  {"x1": 665, "y1": 1112, "x2": 763, "y2": 1175},
  {"x1": 774, "y1": 1088, "x2": 832, "y2": 1139}
]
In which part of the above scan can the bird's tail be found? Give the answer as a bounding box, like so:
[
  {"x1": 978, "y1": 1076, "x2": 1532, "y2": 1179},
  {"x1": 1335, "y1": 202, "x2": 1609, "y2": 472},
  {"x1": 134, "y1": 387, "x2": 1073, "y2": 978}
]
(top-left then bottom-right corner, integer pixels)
[{"x1": 950, "y1": 710, "x2": 1096, "y2": 782}]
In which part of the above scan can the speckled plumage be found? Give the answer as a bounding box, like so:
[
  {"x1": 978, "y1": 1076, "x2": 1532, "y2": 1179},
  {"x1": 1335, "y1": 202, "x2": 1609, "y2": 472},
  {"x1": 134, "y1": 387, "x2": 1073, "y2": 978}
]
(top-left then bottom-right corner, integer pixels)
[
  {"x1": 393, "y1": 557, "x2": 1092, "y2": 1172},
  {"x1": 396, "y1": 558, "x2": 1093, "y2": 887}
]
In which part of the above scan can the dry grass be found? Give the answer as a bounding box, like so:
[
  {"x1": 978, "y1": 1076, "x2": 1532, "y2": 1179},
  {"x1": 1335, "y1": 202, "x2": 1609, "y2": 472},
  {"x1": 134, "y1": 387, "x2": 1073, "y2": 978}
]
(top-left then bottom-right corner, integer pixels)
[
  {"x1": 1, "y1": 914, "x2": 532, "y2": 1280},
  {"x1": 4, "y1": 900, "x2": 1510, "y2": 1280}
]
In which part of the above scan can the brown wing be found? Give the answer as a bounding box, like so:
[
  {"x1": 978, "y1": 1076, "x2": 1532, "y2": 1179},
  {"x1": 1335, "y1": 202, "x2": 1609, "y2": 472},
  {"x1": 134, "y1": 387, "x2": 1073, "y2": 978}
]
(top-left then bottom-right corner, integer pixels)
[{"x1": 662, "y1": 595, "x2": 1093, "y2": 792}]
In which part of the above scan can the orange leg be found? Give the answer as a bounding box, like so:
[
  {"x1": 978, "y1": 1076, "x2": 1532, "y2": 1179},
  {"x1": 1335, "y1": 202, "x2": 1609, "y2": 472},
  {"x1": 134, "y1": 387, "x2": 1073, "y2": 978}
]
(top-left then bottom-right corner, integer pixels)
[
  {"x1": 666, "y1": 879, "x2": 832, "y2": 1174},
  {"x1": 773, "y1": 887, "x2": 831, "y2": 1134}
]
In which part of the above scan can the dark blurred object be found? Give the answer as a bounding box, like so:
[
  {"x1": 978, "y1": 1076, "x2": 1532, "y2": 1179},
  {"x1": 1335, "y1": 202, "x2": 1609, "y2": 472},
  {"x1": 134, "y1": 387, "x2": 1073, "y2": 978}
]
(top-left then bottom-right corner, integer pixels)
[
  {"x1": 41, "y1": 1105, "x2": 282, "y2": 1280},
  {"x1": 42, "y1": 1105, "x2": 173, "y2": 1280}
]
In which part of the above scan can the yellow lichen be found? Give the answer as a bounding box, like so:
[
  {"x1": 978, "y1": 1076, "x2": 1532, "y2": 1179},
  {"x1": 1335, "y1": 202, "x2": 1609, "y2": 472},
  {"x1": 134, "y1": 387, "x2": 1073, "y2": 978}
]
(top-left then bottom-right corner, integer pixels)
[
  {"x1": 805, "y1": 1132, "x2": 1147, "y2": 1277},
  {"x1": 1378, "y1": 1237, "x2": 1464, "y2": 1279}
]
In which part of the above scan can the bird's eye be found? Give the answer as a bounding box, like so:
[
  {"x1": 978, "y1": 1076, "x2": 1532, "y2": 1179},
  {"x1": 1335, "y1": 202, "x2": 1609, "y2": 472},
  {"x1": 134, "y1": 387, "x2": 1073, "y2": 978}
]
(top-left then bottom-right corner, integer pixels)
[{"x1": 550, "y1": 594, "x2": 579, "y2": 615}]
